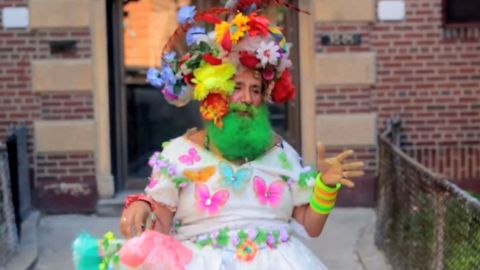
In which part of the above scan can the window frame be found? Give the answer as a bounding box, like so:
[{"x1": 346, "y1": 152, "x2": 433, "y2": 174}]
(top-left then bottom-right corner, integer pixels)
[{"x1": 442, "y1": 0, "x2": 480, "y2": 28}]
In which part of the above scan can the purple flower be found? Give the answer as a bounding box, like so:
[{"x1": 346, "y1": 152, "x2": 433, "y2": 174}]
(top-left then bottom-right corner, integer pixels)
[
  {"x1": 179, "y1": 182, "x2": 188, "y2": 189},
  {"x1": 266, "y1": 234, "x2": 275, "y2": 246},
  {"x1": 197, "y1": 234, "x2": 209, "y2": 241},
  {"x1": 177, "y1": 5, "x2": 196, "y2": 25},
  {"x1": 229, "y1": 232, "x2": 239, "y2": 246},
  {"x1": 146, "y1": 68, "x2": 164, "y2": 88},
  {"x1": 186, "y1": 26, "x2": 206, "y2": 46},
  {"x1": 247, "y1": 228, "x2": 257, "y2": 240},
  {"x1": 211, "y1": 230, "x2": 219, "y2": 239},
  {"x1": 167, "y1": 164, "x2": 178, "y2": 176},
  {"x1": 279, "y1": 229, "x2": 289, "y2": 242}
]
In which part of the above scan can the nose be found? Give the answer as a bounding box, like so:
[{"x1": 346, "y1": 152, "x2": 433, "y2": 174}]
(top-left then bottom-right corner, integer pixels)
[{"x1": 239, "y1": 87, "x2": 253, "y2": 104}]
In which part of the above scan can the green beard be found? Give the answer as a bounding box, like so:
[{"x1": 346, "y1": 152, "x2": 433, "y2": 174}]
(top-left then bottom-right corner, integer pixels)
[{"x1": 205, "y1": 103, "x2": 274, "y2": 161}]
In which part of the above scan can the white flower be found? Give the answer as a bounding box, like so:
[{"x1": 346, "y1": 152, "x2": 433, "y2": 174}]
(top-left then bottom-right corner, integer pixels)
[{"x1": 256, "y1": 41, "x2": 281, "y2": 67}]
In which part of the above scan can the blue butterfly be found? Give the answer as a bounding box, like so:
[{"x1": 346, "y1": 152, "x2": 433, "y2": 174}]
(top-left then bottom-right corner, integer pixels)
[{"x1": 220, "y1": 161, "x2": 252, "y2": 191}]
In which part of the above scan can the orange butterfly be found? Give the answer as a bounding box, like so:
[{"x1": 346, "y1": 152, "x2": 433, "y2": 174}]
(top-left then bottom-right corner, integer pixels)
[{"x1": 183, "y1": 166, "x2": 216, "y2": 184}]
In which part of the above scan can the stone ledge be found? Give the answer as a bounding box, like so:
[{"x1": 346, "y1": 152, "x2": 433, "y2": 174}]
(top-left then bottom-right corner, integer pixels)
[
  {"x1": 34, "y1": 120, "x2": 95, "y2": 152},
  {"x1": 316, "y1": 52, "x2": 376, "y2": 86},
  {"x1": 32, "y1": 59, "x2": 93, "y2": 93},
  {"x1": 316, "y1": 113, "x2": 378, "y2": 146},
  {"x1": 29, "y1": 0, "x2": 90, "y2": 29},
  {"x1": 315, "y1": 0, "x2": 375, "y2": 22}
]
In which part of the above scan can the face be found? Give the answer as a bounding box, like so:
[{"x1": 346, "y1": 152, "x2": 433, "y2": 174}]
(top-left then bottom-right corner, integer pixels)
[{"x1": 230, "y1": 69, "x2": 263, "y2": 107}]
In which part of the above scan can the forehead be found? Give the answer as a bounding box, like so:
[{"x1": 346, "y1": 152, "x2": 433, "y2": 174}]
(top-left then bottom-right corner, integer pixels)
[{"x1": 233, "y1": 70, "x2": 262, "y2": 85}]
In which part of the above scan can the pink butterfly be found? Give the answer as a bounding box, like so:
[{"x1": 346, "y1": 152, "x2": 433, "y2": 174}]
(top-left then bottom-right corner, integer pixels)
[
  {"x1": 179, "y1": 148, "x2": 201, "y2": 165},
  {"x1": 252, "y1": 176, "x2": 285, "y2": 207},
  {"x1": 195, "y1": 184, "x2": 229, "y2": 215},
  {"x1": 147, "y1": 177, "x2": 158, "y2": 189}
]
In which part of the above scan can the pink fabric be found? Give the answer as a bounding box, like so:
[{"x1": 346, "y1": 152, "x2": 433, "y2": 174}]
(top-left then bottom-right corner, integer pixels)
[{"x1": 119, "y1": 230, "x2": 192, "y2": 270}]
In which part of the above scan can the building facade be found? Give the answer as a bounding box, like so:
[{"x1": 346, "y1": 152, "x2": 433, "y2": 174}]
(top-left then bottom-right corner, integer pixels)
[{"x1": 0, "y1": 0, "x2": 478, "y2": 212}]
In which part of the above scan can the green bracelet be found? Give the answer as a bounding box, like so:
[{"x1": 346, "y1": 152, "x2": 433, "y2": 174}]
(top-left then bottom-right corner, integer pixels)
[
  {"x1": 310, "y1": 198, "x2": 334, "y2": 215},
  {"x1": 315, "y1": 173, "x2": 341, "y2": 192}
]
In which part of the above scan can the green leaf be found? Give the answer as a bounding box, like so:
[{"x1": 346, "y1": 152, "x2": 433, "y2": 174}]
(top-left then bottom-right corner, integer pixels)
[
  {"x1": 278, "y1": 152, "x2": 293, "y2": 170},
  {"x1": 255, "y1": 229, "x2": 267, "y2": 244},
  {"x1": 280, "y1": 175, "x2": 290, "y2": 182},
  {"x1": 216, "y1": 228, "x2": 230, "y2": 247},
  {"x1": 172, "y1": 177, "x2": 189, "y2": 188},
  {"x1": 237, "y1": 230, "x2": 248, "y2": 242}
]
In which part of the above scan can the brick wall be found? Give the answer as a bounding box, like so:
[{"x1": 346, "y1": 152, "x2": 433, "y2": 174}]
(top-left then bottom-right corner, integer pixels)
[
  {"x1": 0, "y1": 0, "x2": 96, "y2": 212},
  {"x1": 315, "y1": 0, "x2": 480, "y2": 184}
]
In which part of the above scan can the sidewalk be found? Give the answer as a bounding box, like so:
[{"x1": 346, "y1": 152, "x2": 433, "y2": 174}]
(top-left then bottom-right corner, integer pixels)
[{"x1": 25, "y1": 208, "x2": 391, "y2": 270}]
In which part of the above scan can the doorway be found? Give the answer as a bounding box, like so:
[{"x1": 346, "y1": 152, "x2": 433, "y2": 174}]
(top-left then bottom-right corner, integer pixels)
[{"x1": 107, "y1": 0, "x2": 301, "y2": 191}]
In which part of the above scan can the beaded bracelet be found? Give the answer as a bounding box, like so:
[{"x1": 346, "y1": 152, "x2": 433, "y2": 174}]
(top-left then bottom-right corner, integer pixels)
[{"x1": 309, "y1": 173, "x2": 341, "y2": 215}]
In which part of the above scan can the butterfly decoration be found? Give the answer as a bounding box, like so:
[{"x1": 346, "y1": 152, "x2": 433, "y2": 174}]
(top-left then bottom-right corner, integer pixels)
[
  {"x1": 195, "y1": 184, "x2": 230, "y2": 215},
  {"x1": 146, "y1": 177, "x2": 158, "y2": 189},
  {"x1": 179, "y1": 148, "x2": 201, "y2": 165},
  {"x1": 278, "y1": 152, "x2": 292, "y2": 170},
  {"x1": 183, "y1": 166, "x2": 216, "y2": 184},
  {"x1": 219, "y1": 161, "x2": 252, "y2": 191},
  {"x1": 252, "y1": 176, "x2": 285, "y2": 207}
]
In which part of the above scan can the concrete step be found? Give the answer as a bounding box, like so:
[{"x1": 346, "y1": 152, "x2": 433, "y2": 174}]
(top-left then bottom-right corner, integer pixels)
[{"x1": 96, "y1": 190, "x2": 143, "y2": 217}]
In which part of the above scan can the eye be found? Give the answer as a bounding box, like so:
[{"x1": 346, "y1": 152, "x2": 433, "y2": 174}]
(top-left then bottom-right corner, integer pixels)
[{"x1": 252, "y1": 87, "x2": 261, "y2": 95}]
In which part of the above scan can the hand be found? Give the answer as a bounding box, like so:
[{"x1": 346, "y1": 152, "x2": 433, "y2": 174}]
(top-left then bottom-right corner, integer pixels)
[
  {"x1": 316, "y1": 141, "x2": 365, "y2": 188},
  {"x1": 119, "y1": 201, "x2": 151, "y2": 239}
]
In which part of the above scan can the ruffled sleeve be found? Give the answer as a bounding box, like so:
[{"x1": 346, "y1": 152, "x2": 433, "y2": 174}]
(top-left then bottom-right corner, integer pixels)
[
  {"x1": 144, "y1": 142, "x2": 181, "y2": 210},
  {"x1": 281, "y1": 142, "x2": 316, "y2": 206}
]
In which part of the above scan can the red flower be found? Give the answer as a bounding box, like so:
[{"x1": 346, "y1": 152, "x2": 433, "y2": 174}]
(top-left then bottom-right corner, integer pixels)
[
  {"x1": 221, "y1": 31, "x2": 232, "y2": 52},
  {"x1": 183, "y1": 73, "x2": 194, "y2": 86},
  {"x1": 202, "y1": 53, "x2": 222, "y2": 65},
  {"x1": 199, "y1": 93, "x2": 229, "y2": 127},
  {"x1": 239, "y1": 51, "x2": 260, "y2": 69},
  {"x1": 271, "y1": 70, "x2": 295, "y2": 103},
  {"x1": 247, "y1": 13, "x2": 270, "y2": 37}
]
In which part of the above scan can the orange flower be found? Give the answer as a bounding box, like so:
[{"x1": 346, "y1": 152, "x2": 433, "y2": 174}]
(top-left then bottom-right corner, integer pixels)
[
  {"x1": 199, "y1": 93, "x2": 229, "y2": 127},
  {"x1": 236, "y1": 240, "x2": 258, "y2": 262}
]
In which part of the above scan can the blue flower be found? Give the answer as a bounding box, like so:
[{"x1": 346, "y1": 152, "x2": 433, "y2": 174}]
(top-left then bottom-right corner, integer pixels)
[
  {"x1": 186, "y1": 26, "x2": 206, "y2": 46},
  {"x1": 160, "y1": 65, "x2": 177, "y2": 86},
  {"x1": 163, "y1": 51, "x2": 176, "y2": 63},
  {"x1": 146, "y1": 68, "x2": 164, "y2": 88},
  {"x1": 177, "y1": 5, "x2": 196, "y2": 25}
]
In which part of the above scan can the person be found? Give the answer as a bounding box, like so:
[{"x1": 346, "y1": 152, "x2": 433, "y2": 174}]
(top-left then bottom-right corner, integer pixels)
[{"x1": 118, "y1": 1, "x2": 365, "y2": 269}]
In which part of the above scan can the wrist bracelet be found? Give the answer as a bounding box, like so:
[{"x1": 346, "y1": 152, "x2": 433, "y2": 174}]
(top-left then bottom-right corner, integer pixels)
[
  {"x1": 309, "y1": 173, "x2": 341, "y2": 215},
  {"x1": 123, "y1": 194, "x2": 157, "y2": 212}
]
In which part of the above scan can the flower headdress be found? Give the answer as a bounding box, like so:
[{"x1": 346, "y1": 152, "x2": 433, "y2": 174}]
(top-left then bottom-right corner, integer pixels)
[{"x1": 146, "y1": 0, "x2": 307, "y2": 127}]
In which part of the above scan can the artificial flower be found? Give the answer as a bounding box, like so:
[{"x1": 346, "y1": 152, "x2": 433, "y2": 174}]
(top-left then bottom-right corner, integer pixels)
[
  {"x1": 271, "y1": 69, "x2": 295, "y2": 103},
  {"x1": 146, "y1": 68, "x2": 164, "y2": 88},
  {"x1": 230, "y1": 13, "x2": 250, "y2": 44},
  {"x1": 236, "y1": 240, "x2": 258, "y2": 262},
  {"x1": 247, "y1": 13, "x2": 270, "y2": 37},
  {"x1": 160, "y1": 65, "x2": 177, "y2": 86},
  {"x1": 202, "y1": 53, "x2": 222, "y2": 65},
  {"x1": 186, "y1": 26, "x2": 206, "y2": 46},
  {"x1": 239, "y1": 51, "x2": 260, "y2": 69},
  {"x1": 199, "y1": 93, "x2": 229, "y2": 127},
  {"x1": 215, "y1": 21, "x2": 231, "y2": 44},
  {"x1": 163, "y1": 51, "x2": 177, "y2": 63},
  {"x1": 177, "y1": 5, "x2": 196, "y2": 25},
  {"x1": 256, "y1": 41, "x2": 281, "y2": 67},
  {"x1": 192, "y1": 62, "x2": 236, "y2": 100}
]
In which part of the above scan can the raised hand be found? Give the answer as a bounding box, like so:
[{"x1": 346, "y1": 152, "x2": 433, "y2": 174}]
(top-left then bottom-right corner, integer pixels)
[{"x1": 316, "y1": 141, "x2": 365, "y2": 188}]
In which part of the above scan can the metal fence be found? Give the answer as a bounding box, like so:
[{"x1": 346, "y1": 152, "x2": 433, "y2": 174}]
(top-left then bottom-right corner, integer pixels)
[
  {"x1": 0, "y1": 143, "x2": 18, "y2": 266},
  {"x1": 376, "y1": 119, "x2": 480, "y2": 270}
]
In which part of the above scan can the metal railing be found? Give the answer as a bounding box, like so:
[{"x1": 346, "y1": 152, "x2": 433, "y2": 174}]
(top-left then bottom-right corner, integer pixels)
[
  {"x1": 376, "y1": 118, "x2": 480, "y2": 270},
  {"x1": 0, "y1": 143, "x2": 18, "y2": 266}
]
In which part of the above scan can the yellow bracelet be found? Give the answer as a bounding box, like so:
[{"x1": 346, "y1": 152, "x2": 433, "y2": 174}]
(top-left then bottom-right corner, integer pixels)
[{"x1": 309, "y1": 173, "x2": 341, "y2": 215}]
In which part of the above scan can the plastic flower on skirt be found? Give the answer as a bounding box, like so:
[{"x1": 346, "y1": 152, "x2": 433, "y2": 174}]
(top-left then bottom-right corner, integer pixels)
[
  {"x1": 199, "y1": 93, "x2": 229, "y2": 127},
  {"x1": 236, "y1": 240, "x2": 258, "y2": 262},
  {"x1": 177, "y1": 5, "x2": 196, "y2": 25},
  {"x1": 256, "y1": 41, "x2": 281, "y2": 67},
  {"x1": 186, "y1": 26, "x2": 206, "y2": 46},
  {"x1": 192, "y1": 62, "x2": 236, "y2": 100}
]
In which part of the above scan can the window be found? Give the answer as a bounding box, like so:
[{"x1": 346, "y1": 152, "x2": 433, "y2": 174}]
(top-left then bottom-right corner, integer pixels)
[{"x1": 443, "y1": 0, "x2": 480, "y2": 27}]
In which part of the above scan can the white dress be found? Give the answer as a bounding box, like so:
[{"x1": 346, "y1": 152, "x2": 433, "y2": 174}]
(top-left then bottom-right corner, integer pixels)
[{"x1": 145, "y1": 135, "x2": 328, "y2": 270}]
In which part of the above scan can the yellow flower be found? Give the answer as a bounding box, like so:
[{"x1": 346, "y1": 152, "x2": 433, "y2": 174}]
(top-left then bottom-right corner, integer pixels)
[
  {"x1": 230, "y1": 13, "x2": 249, "y2": 44},
  {"x1": 215, "y1": 21, "x2": 231, "y2": 44},
  {"x1": 192, "y1": 63, "x2": 236, "y2": 101}
]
